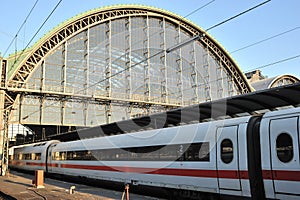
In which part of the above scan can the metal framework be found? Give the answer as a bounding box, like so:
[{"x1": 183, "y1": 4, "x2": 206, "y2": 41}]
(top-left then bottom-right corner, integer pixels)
[
  {"x1": 251, "y1": 74, "x2": 299, "y2": 90},
  {"x1": 1, "y1": 5, "x2": 253, "y2": 175},
  {"x1": 269, "y1": 75, "x2": 299, "y2": 88}
]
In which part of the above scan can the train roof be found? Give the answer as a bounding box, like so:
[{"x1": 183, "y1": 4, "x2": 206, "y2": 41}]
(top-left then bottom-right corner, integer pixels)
[
  {"x1": 48, "y1": 82, "x2": 300, "y2": 142},
  {"x1": 12, "y1": 140, "x2": 59, "y2": 149},
  {"x1": 51, "y1": 115, "x2": 252, "y2": 151},
  {"x1": 262, "y1": 106, "x2": 300, "y2": 118}
]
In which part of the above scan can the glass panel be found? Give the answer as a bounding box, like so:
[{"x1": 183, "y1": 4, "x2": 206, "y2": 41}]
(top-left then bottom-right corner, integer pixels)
[
  {"x1": 221, "y1": 139, "x2": 233, "y2": 164},
  {"x1": 276, "y1": 133, "x2": 294, "y2": 163}
]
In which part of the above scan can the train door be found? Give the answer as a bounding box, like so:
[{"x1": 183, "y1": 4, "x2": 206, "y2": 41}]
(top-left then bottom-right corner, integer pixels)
[
  {"x1": 216, "y1": 125, "x2": 241, "y2": 191},
  {"x1": 46, "y1": 144, "x2": 55, "y2": 173},
  {"x1": 269, "y1": 117, "x2": 300, "y2": 195}
]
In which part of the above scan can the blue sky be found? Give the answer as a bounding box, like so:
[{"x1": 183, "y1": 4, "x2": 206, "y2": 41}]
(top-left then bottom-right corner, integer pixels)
[{"x1": 0, "y1": 0, "x2": 299, "y2": 78}]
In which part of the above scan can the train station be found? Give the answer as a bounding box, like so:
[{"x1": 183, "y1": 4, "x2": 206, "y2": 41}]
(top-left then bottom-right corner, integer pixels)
[{"x1": 1, "y1": 3, "x2": 300, "y2": 200}]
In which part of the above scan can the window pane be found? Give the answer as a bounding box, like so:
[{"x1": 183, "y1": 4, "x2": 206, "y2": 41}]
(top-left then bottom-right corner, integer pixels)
[
  {"x1": 221, "y1": 139, "x2": 233, "y2": 164},
  {"x1": 276, "y1": 133, "x2": 293, "y2": 163}
]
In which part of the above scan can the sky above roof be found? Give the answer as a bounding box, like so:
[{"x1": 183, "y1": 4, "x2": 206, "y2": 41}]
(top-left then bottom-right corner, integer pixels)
[{"x1": 0, "y1": 0, "x2": 299, "y2": 78}]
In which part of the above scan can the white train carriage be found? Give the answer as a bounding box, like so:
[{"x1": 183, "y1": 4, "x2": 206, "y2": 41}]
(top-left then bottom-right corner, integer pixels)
[
  {"x1": 48, "y1": 116, "x2": 253, "y2": 198},
  {"x1": 260, "y1": 107, "x2": 300, "y2": 200},
  {"x1": 9, "y1": 140, "x2": 59, "y2": 171},
  {"x1": 8, "y1": 107, "x2": 300, "y2": 199}
]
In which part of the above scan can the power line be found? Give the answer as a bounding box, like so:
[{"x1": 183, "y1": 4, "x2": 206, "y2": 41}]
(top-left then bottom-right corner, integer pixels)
[
  {"x1": 3, "y1": 0, "x2": 39, "y2": 57},
  {"x1": 206, "y1": 0, "x2": 271, "y2": 32},
  {"x1": 184, "y1": 0, "x2": 216, "y2": 18},
  {"x1": 246, "y1": 53, "x2": 300, "y2": 73},
  {"x1": 231, "y1": 26, "x2": 300, "y2": 54},
  {"x1": 9, "y1": 0, "x2": 63, "y2": 73}
]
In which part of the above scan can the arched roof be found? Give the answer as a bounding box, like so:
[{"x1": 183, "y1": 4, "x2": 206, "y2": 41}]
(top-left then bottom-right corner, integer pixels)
[
  {"x1": 7, "y1": 4, "x2": 252, "y2": 93},
  {"x1": 251, "y1": 74, "x2": 299, "y2": 90}
]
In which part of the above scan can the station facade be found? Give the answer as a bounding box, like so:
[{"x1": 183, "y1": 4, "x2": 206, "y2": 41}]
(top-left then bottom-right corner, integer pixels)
[{"x1": 1, "y1": 5, "x2": 253, "y2": 173}]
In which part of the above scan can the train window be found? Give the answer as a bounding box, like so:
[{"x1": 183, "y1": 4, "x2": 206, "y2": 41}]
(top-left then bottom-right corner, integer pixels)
[
  {"x1": 35, "y1": 153, "x2": 41, "y2": 160},
  {"x1": 276, "y1": 133, "x2": 294, "y2": 163},
  {"x1": 29, "y1": 153, "x2": 41, "y2": 160},
  {"x1": 24, "y1": 153, "x2": 32, "y2": 160},
  {"x1": 198, "y1": 142, "x2": 210, "y2": 161},
  {"x1": 60, "y1": 142, "x2": 210, "y2": 162},
  {"x1": 60, "y1": 152, "x2": 66, "y2": 160},
  {"x1": 52, "y1": 152, "x2": 60, "y2": 160},
  {"x1": 221, "y1": 139, "x2": 233, "y2": 164},
  {"x1": 159, "y1": 145, "x2": 178, "y2": 161},
  {"x1": 182, "y1": 143, "x2": 210, "y2": 161}
]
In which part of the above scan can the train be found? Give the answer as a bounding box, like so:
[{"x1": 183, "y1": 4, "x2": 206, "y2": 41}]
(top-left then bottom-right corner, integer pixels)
[{"x1": 9, "y1": 107, "x2": 300, "y2": 199}]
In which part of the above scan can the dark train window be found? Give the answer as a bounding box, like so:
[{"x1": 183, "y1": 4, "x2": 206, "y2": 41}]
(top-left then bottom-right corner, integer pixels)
[
  {"x1": 24, "y1": 153, "x2": 32, "y2": 160},
  {"x1": 276, "y1": 133, "x2": 294, "y2": 163},
  {"x1": 182, "y1": 143, "x2": 210, "y2": 161},
  {"x1": 221, "y1": 139, "x2": 233, "y2": 164},
  {"x1": 54, "y1": 142, "x2": 210, "y2": 162},
  {"x1": 32, "y1": 153, "x2": 41, "y2": 160}
]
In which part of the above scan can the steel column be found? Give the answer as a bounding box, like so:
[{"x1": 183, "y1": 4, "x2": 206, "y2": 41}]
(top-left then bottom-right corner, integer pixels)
[
  {"x1": 0, "y1": 91, "x2": 9, "y2": 176},
  {"x1": 62, "y1": 42, "x2": 67, "y2": 93},
  {"x1": 203, "y1": 47, "x2": 211, "y2": 101},
  {"x1": 159, "y1": 18, "x2": 167, "y2": 103},
  {"x1": 190, "y1": 41, "x2": 198, "y2": 103},
  {"x1": 105, "y1": 20, "x2": 112, "y2": 123},
  {"x1": 175, "y1": 26, "x2": 183, "y2": 105},
  {"x1": 125, "y1": 17, "x2": 132, "y2": 119},
  {"x1": 143, "y1": 16, "x2": 150, "y2": 102}
]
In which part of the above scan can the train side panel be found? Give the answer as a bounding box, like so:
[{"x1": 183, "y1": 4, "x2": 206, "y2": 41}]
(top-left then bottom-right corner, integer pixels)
[
  {"x1": 50, "y1": 123, "x2": 219, "y2": 193},
  {"x1": 215, "y1": 121, "x2": 251, "y2": 198},
  {"x1": 9, "y1": 141, "x2": 59, "y2": 172},
  {"x1": 260, "y1": 108, "x2": 300, "y2": 200},
  {"x1": 49, "y1": 117, "x2": 252, "y2": 198}
]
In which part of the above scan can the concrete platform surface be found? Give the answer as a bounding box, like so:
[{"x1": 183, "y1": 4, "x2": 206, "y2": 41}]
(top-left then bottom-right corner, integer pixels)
[{"x1": 0, "y1": 171, "x2": 163, "y2": 200}]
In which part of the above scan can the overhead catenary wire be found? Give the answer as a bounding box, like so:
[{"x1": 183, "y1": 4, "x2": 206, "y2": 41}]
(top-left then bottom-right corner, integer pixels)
[
  {"x1": 8, "y1": 0, "x2": 63, "y2": 73},
  {"x1": 3, "y1": 0, "x2": 39, "y2": 57},
  {"x1": 184, "y1": 0, "x2": 216, "y2": 18},
  {"x1": 206, "y1": 0, "x2": 271, "y2": 32},
  {"x1": 231, "y1": 26, "x2": 300, "y2": 54},
  {"x1": 246, "y1": 54, "x2": 300, "y2": 73}
]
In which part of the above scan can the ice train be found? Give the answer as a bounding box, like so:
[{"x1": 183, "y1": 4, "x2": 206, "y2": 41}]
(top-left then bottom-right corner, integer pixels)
[{"x1": 9, "y1": 107, "x2": 300, "y2": 199}]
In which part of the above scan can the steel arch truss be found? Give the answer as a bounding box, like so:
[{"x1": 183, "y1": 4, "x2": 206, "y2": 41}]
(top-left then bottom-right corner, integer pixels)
[
  {"x1": 5, "y1": 5, "x2": 252, "y2": 126},
  {"x1": 269, "y1": 75, "x2": 299, "y2": 88}
]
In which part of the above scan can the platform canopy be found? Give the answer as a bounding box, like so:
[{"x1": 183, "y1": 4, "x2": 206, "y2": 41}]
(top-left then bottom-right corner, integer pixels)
[{"x1": 49, "y1": 82, "x2": 300, "y2": 141}]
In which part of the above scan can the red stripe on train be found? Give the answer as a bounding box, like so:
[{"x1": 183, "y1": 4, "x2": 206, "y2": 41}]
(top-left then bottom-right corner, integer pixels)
[
  {"x1": 47, "y1": 163, "x2": 59, "y2": 167},
  {"x1": 9, "y1": 161, "x2": 45, "y2": 166},
  {"x1": 59, "y1": 163, "x2": 249, "y2": 179},
  {"x1": 11, "y1": 161, "x2": 300, "y2": 182},
  {"x1": 262, "y1": 170, "x2": 300, "y2": 181},
  {"x1": 26, "y1": 162, "x2": 45, "y2": 166}
]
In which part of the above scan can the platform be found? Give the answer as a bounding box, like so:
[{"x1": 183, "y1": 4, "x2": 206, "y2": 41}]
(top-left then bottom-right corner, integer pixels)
[{"x1": 0, "y1": 171, "x2": 162, "y2": 200}]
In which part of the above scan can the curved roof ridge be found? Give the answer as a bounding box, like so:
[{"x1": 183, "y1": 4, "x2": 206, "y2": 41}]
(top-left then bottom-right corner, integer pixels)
[
  {"x1": 251, "y1": 74, "x2": 299, "y2": 90},
  {"x1": 7, "y1": 4, "x2": 252, "y2": 93},
  {"x1": 7, "y1": 4, "x2": 193, "y2": 69}
]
